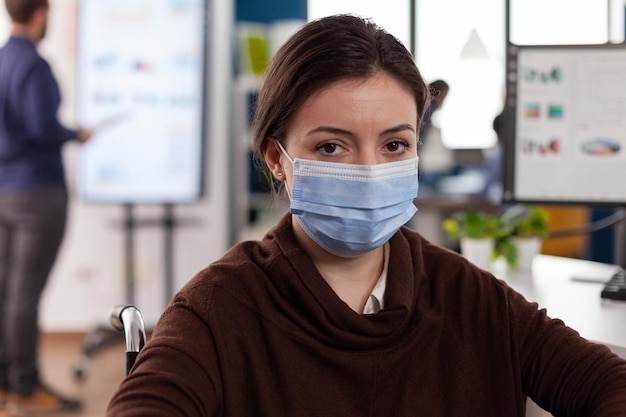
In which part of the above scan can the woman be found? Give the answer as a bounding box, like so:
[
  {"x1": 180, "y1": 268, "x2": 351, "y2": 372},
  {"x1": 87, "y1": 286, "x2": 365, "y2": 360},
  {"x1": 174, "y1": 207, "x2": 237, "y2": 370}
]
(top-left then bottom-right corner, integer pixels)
[{"x1": 106, "y1": 14, "x2": 626, "y2": 417}]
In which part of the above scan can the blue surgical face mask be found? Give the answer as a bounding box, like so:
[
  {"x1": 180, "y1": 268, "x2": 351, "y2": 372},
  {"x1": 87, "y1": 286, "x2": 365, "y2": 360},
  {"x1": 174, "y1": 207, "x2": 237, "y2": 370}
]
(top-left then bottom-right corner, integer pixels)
[{"x1": 277, "y1": 141, "x2": 419, "y2": 258}]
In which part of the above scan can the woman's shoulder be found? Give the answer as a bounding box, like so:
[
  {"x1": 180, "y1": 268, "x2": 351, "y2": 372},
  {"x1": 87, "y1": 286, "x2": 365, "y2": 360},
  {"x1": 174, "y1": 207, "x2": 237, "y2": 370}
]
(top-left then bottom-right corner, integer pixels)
[
  {"x1": 399, "y1": 226, "x2": 506, "y2": 293},
  {"x1": 178, "y1": 227, "x2": 298, "y2": 301},
  {"x1": 399, "y1": 226, "x2": 468, "y2": 265},
  {"x1": 184, "y1": 239, "x2": 273, "y2": 289}
]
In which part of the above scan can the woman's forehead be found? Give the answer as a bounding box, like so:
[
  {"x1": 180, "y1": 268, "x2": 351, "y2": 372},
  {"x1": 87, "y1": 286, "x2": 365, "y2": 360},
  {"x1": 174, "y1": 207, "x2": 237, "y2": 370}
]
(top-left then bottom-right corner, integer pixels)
[{"x1": 287, "y1": 74, "x2": 418, "y2": 133}]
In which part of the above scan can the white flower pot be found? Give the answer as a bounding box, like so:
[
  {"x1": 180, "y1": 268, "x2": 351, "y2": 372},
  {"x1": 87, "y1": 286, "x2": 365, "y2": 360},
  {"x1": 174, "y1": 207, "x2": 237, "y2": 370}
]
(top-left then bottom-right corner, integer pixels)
[
  {"x1": 460, "y1": 237, "x2": 494, "y2": 271},
  {"x1": 511, "y1": 236, "x2": 542, "y2": 272}
]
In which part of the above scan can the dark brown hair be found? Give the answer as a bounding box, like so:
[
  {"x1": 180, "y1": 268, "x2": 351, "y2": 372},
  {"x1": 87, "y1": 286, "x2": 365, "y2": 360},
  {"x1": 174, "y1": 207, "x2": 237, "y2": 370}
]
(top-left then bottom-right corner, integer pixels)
[
  {"x1": 429, "y1": 79, "x2": 449, "y2": 102},
  {"x1": 5, "y1": 0, "x2": 47, "y2": 24},
  {"x1": 252, "y1": 14, "x2": 430, "y2": 161}
]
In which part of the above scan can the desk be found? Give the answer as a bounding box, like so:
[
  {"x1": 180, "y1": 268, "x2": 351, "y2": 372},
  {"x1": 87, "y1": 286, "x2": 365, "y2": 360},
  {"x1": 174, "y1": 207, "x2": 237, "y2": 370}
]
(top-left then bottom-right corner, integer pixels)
[
  {"x1": 495, "y1": 255, "x2": 626, "y2": 416},
  {"x1": 496, "y1": 254, "x2": 626, "y2": 358}
]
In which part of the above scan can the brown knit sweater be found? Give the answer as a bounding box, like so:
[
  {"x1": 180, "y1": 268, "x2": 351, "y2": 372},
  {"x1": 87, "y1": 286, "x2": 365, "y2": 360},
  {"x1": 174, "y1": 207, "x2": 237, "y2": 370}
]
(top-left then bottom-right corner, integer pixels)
[{"x1": 107, "y1": 215, "x2": 626, "y2": 416}]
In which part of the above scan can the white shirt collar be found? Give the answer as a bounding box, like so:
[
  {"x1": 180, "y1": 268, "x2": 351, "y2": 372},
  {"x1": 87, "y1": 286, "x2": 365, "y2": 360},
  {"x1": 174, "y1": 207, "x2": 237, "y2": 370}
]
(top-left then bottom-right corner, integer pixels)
[{"x1": 362, "y1": 242, "x2": 389, "y2": 314}]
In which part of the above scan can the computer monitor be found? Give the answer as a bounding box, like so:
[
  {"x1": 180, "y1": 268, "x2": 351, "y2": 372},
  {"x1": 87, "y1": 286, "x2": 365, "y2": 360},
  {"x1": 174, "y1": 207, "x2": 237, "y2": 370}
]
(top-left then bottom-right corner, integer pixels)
[
  {"x1": 503, "y1": 42, "x2": 626, "y2": 268},
  {"x1": 503, "y1": 42, "x2": 626, "y2": 206}
]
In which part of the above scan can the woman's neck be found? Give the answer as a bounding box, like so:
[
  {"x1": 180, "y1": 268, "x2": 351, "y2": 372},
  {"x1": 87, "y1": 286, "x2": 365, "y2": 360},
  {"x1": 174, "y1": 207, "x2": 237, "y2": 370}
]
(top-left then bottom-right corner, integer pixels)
[{"x1": 292, "y1": 216, "x2": 385, "y2": 313}]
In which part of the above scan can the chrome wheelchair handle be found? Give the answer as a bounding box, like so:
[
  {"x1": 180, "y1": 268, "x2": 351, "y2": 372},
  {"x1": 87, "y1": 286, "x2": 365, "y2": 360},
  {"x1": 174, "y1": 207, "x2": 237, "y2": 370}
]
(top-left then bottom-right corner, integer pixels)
[{"x1": 110, "y1": 304, "x2": 146, "y2": 353}]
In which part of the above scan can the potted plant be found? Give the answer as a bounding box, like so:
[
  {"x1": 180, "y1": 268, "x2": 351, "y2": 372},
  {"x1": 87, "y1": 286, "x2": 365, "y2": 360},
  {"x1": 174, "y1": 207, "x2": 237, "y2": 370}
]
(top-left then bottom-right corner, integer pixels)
[
  {"x1": 495, "y1": 205, "x2": 549, "y2": 270},
  {"x1": 442, "y1": 210, "x2": 502, "y2": 270},
  {"x1": 442, "y1": 205, "x2": 550, "y2": 271}
]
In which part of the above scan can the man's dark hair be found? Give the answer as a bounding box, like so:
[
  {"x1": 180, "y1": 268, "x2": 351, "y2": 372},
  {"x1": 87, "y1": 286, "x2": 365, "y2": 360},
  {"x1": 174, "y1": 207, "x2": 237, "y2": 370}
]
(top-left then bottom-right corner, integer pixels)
[
  {"x1": 429, "y1": 79, "x2": 449, "y2": 102},
  {"x1": 5, "y1": 0, "x2": 48, "y2": 24}
]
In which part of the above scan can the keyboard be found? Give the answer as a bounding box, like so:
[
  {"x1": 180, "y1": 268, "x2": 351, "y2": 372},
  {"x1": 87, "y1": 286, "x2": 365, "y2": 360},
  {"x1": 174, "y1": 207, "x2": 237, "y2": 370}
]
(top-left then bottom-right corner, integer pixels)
[{"x1": 601, "y1": 269, "x2": 626, "y2": 301}]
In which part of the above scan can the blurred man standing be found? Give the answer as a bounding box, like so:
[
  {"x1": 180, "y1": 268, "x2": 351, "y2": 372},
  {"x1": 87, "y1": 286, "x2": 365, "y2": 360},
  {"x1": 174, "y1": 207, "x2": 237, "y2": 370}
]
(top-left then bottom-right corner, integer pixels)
[{"x1": 0, "y1": 0, "x2": 90, "y2": 414}]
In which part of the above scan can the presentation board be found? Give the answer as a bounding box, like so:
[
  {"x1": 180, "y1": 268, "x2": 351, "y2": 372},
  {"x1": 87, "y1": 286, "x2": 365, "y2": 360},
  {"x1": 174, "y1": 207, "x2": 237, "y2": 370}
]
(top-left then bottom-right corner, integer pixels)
[
  {"x1": 504, "y1": 43, "x2": 626, "y2": 206},
  {"x1": 76, "y1": 0, "x2": 207, "y2": 203}
]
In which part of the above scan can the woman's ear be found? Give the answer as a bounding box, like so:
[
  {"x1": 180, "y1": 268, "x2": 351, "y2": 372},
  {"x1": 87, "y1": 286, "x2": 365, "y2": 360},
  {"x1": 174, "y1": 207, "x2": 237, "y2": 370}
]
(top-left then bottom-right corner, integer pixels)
[{"x1": 263, "y1": 138, "x2": 286, "y2": 181}]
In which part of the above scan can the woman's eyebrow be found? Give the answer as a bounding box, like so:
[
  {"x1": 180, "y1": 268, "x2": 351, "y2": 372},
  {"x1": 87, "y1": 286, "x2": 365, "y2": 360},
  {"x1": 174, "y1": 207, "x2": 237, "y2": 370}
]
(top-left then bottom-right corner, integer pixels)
[
  {"x1": 306, "y1": 126, "x2": 353, "y2": 137},
  {"x1": 382, "y1": 124, "x2": 416, "y2": 135},
  {"x1": 306, "y1": 124, "x2": 416, "y2": 137}
]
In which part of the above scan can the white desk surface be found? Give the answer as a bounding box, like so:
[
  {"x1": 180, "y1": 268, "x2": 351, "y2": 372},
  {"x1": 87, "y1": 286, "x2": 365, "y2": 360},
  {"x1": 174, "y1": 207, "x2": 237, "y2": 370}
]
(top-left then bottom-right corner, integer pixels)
[{"x1": 496, "y1": 254, "x2": 626, "y2": 358}]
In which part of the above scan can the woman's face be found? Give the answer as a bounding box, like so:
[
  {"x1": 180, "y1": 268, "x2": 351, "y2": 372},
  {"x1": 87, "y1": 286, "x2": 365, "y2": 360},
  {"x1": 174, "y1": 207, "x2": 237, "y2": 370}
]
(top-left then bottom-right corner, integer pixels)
[
  {"x1": 263, "y1": 72, "x2": 419, "y2": 258},
  {"x1": 272, "y1": 73, "x2": 418, "y2": 175}
]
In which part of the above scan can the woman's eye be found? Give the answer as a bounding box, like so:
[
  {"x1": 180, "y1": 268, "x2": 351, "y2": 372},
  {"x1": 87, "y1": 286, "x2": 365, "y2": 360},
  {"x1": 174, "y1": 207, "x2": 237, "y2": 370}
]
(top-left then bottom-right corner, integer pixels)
[
  {"x1": 318, "y1": 143, "x2": 341, "y2": 155},
  {"x1": 386, "y1": 141, "x2": 409, "y2": 153}
]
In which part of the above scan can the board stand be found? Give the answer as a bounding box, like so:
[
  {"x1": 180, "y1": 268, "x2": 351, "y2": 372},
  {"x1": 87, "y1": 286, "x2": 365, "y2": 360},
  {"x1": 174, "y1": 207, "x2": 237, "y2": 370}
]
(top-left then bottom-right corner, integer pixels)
[{"x1": 73, "y1": 202, "x2": 192, "y2": 379}]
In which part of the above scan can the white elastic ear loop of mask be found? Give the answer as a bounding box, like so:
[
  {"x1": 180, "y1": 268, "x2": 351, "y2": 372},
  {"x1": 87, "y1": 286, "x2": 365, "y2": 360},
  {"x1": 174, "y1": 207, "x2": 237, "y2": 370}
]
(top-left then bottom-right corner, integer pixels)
[
  {"x1": 276, "y1": 140, "x2": 294, "y2": 164},
  {"x1": 275, "y1": 140, "x2": 294, "y2": 199}
]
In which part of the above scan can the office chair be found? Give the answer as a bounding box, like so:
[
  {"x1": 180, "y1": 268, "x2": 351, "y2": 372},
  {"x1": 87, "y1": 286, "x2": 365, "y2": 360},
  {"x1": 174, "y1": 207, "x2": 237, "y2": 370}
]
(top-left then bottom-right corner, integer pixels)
[
  {"x1": 109, "y1": 305, "x2": 147, "y2": 375},
  {"x1": 73, "y1": 324, "x2": 125, "y2": 379}
]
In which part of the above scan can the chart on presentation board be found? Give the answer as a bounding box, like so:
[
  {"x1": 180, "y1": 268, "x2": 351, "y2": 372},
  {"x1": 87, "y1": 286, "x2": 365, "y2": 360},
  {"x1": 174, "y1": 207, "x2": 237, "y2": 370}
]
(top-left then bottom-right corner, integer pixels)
[{"x1": 76, "y1": 0, "x2": 207, "y2": 203}]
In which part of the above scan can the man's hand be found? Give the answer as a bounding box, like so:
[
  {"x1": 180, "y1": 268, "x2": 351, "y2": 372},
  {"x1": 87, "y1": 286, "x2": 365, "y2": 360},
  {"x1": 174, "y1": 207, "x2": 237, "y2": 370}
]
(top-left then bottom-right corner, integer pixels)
[{"x1": 77, "y1": 128, "x2": 92, "y2": 144}]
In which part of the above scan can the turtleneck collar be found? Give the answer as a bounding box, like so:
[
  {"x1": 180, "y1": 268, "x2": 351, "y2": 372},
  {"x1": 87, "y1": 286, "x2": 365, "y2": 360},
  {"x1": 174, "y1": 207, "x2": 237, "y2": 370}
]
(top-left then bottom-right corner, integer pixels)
[{"x1": 261, "y1": 214, "x2": 422, "y2": 350}]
